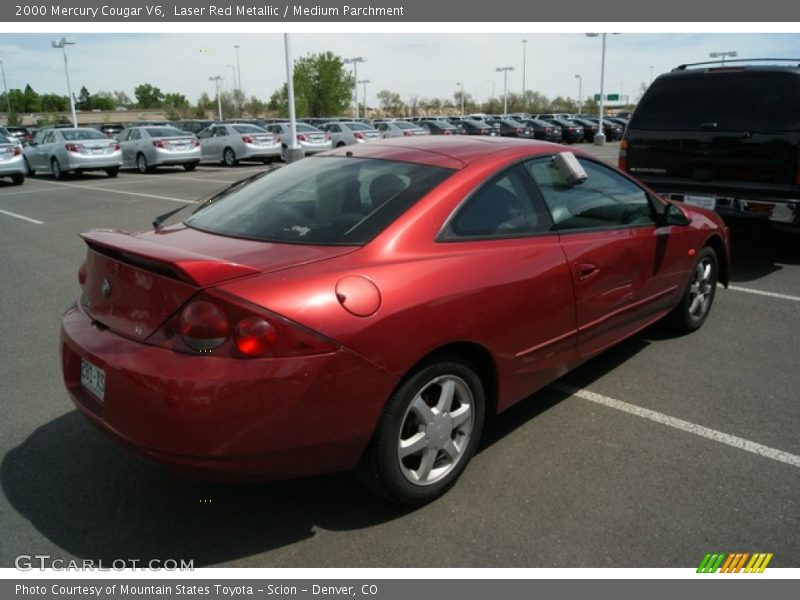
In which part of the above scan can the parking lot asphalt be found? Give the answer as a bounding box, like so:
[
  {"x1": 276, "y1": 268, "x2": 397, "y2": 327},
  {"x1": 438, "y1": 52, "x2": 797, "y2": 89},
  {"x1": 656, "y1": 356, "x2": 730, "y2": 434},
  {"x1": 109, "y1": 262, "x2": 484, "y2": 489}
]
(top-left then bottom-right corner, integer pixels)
[{"x1": 1, "y1": 143, "x2": 798, "y2": 568}]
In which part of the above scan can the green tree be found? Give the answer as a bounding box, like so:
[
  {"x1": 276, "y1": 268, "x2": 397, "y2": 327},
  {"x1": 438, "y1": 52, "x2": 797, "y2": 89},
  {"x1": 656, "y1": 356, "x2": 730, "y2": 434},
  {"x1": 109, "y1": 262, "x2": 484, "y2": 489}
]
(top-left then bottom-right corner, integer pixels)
[
  {"x1": 77, "y1": 86, "x2": 92, "y2": 110},
  {"x1": 244, "y1": 95, "x2": 267, "y2": 117},
  {"x1": 40, "y1": 93, "x2": 69, "y2": 112},
  {"x1": 377, "y1": 89, "x2": 404, "y2": 116},
  {"x1": 92, "y1": 91, "x2": 115, "y2": 111},
  {"x1": 23, "y1": 84, "x2": 42, "y2": 112},
  {"x1": 113, "y1": 90, "x2": 132, "y2": 108},
  {"x1": 269, "y1": 52, "x2": 354, "y2": 118},
  {"x1": 134, "y1": 83, "x2": 164, "y2": 108}
]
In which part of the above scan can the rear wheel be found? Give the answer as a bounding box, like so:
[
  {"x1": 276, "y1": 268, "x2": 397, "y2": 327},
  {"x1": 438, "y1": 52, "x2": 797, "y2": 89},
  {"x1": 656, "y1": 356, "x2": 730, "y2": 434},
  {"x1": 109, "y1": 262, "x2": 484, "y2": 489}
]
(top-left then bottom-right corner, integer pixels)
[
  {"x1": 262, "y1": 157, "x2": 273, "y2": 165},
  {"x1": 669, "y1": 246, "x2": 718, "y2": 333},
  {"x1": 51, "y1": 158, "x2": 64, "y2": 180},
  {"x1": 136, "y1": 153, "x2": 152, "y2": 174},
  {"x1": 183, "y1": 162, "x2": 198, "y2": 171},
  {"x1": 223, "y1": 147, "x2": 238, "y2": 166},
  {"x1": 105, "y1": 167, "x2": 119, "y2": 178},
  {"x1": 358, "y1": 357, "x2": 485, "y2": 505},
  {"x1": 11, "y1": 173, "x2": 24, "y2": 185}
]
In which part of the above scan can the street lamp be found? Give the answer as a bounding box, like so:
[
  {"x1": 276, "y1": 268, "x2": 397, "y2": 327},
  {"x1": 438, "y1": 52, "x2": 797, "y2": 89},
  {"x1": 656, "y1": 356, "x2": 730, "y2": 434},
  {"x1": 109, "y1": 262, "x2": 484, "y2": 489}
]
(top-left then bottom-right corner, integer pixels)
[
  {"x1": 710, "y1": 51, "x2": 737, "y2": 65},
  {"x1": 586, "y1": 33, "x2": 619, "y2": 145},
  {"x1": 358, "y1": 79, "x2": 370, "y2": 119},
  {"x1": 0, "y1": 60, "x2": 10, "y2": 118},
  {"x1": 496, "y1": 66, "x2": 514, "y2": 115},
  {"x1": 51, "y1": 37, "x2": 77, "y2": 128},
  {"x1": 209, "y1": 75, "x2": 223, "y2": 121},
  {"x1": 283, "y1": 34, "x2": 303, "y2": 163},
  {"x1": 522, "y1": 39, "x2": 528, "y2": 102},
  {"x1": 574, "y1": 74, "x2": 582, "y2": 114},
  {"x1": 343, "y1": 57, "x2": 365, "y2": 118},
  {"x1": 234, "y1": 44, "x2": 242, "y2": 96},
  {"x1": 456, "y1": 81, "x2": 465, "y2": 115}
]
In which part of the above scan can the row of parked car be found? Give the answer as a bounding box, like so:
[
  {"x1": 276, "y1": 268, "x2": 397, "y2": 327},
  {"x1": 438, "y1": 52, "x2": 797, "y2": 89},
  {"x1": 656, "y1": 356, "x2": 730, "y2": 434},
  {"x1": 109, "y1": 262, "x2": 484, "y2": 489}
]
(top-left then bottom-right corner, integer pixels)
[{"x1": 0, "y1": 112, "x2": 629, "y2": 186}]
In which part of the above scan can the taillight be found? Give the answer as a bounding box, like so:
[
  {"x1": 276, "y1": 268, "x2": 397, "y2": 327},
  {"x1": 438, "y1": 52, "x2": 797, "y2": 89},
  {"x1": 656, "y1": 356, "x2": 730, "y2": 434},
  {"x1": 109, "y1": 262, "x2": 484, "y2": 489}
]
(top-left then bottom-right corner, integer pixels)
[
  {"x1": 179, "y1": 301, "x2": 229, "y2": 353},
  {"x1": 273, "y1": 136, "x2": 280, "y2": 144},
  {"x1": 443, "y1": 130, "x2": 451, "y2": 135},
  {"x1": 235, "y1": 316, "x2": 278, "y2": 357},
  {"x1": 152, "y1": 140, "x2": 165, "y2": 148},
  {"x1": 65, "y1": 143, "x2": 83, "y2": 153},
  {"x1": 297, "y1": 134, "x2": 307, "y2": 142},
  {"x1": 193, "y1": 139, "x2": 201, "y2": 146},
  {"x1": 324, "y1": 133, "x2": 331, "y2": 140},
  {"x1": 151, "y1": 291, "x2": 338, "y2": 359},
  {"x1": 354, "y1": 132, "x2": 364, "y2": 140},
  {"x1": 113, "y1": 143, "x2": 121, "y2": 150},
  {"x1": 618, "y1": 138, "x2": 628, "y2": 171},
  {"x1": 13, "y1": 146, "x2": 21, "y2": 156},
  {"x1": 242, "y1": 135, "x2": 254, "y2": 144},
  {"x1": 403, "y1": 130, "x2": 413, "y2": 136}
]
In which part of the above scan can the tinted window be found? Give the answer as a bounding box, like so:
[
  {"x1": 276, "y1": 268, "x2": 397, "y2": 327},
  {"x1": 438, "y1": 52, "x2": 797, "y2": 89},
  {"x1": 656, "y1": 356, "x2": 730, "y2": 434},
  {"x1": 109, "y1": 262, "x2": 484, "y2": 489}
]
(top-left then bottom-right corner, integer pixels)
[
  {"x1": 396, "y1": 122, "x2": 417, "y2": 129},
  {"x1": 296, "y1": 124, "x2": 318, "y2": 132},
  {"x1": 233, "y1": 125, "x2": 267, "y2": 133},
  {"x1": 186, "y1": 157, "x2": 453, "y2": 245},
  {"x1": 633, "y1": 72, "x2": 800, "y2": 131},
  {"x1": 62, "y1": 129, "x2": 108, "y2": 141},
  {"x1": 444, "y1": 165, "x2": 552, "y2": 239},
  {"x1": 145, "y1": 127, "x2": 186, "y2": 137},
  {"x1": 526, "y1": 157, "x2": 653, "y2": 230},
  {"x1": 129, "y1": 129, "x2": 141, "y2": 140}
]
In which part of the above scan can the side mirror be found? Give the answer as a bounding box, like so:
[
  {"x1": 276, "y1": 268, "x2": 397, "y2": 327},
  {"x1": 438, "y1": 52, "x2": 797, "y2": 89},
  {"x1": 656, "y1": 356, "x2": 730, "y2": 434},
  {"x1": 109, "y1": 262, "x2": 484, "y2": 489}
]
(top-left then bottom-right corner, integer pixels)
[{"x1": 662, "y1": 202, "x2": 691, "y2": 226}]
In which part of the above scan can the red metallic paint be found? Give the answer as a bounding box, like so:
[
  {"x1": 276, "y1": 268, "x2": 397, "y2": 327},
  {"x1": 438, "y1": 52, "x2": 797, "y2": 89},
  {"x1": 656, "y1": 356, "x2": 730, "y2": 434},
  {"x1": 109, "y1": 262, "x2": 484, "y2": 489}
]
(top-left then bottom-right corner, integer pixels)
[{"x1": 61, "y1": 136, "x2": 730, "y2": 480}]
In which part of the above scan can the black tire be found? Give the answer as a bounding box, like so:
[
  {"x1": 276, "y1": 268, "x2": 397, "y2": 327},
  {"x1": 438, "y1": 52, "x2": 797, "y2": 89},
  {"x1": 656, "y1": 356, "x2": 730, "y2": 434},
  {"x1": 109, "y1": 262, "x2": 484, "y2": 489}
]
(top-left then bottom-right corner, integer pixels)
[
  {"x1": 51, "y1": 158, "x2": 64, "y2": 180},
  {"x1": 11, "y1": 173, "x2": 24, "y2": 186},
  {"x1": 336, "y1": 142, "x2": 346, "y2": 148},
  {"x1": 24, "y1": 158, "x2": 35, "y2": 177},
  {"x1": 136, "y1": 153, "x2": 152, "y2": 174},
  {"x1": 262, "y1": 157, "x2": 273, "y2": 165},
  {"x1": 223, "y1": 147, "x2": 238, "y2": 166},
  {"x1": 281, "y1": 145, "x2": 288, "y2": 163},
  {"x1": 358, "y1": 356, "x2": 486, "y2": 505},
  {"x1": 668, "y1": 246, "x2": 718, "y2": 334},
  {"x1": 183, "y1": 162, "x2": 198, "y2": 171},
  {"x1": 105, "y1": 167, "x2": 119, "y2": 178}
]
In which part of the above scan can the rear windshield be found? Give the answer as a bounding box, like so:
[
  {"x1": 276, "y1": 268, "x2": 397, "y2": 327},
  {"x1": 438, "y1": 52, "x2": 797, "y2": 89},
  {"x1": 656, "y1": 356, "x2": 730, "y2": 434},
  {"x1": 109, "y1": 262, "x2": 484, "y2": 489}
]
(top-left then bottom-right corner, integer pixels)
[
  {"x1": 185, "y1": 157, "x2": 454, "y2": 245},
  {"x1": 145, "y1": 127, "x2": 187, "y2": 138},
  {"x1": 632, "y1": 71, "x2": 800, "y2": 131},
  {"x1": 62, "y1": 129, "x2": 108, "y2": 141},
  {"x1": 233, "y1": 125, "x2": 267, "y2": 133},
  {"x1": 396, "y1": 122, "x2": 418, "y2": 129},
  {"x1": 346, "y1": 123, "x2": 372, "y2": 131}
]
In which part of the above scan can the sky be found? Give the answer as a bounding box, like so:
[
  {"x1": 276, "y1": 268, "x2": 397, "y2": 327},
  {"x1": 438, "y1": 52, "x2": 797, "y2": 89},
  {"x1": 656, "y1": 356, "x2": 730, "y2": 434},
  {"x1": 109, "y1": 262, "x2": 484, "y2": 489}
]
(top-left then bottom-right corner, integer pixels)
[{"x1": 0, "y1": 33, "x2": 798, "y2": 107}]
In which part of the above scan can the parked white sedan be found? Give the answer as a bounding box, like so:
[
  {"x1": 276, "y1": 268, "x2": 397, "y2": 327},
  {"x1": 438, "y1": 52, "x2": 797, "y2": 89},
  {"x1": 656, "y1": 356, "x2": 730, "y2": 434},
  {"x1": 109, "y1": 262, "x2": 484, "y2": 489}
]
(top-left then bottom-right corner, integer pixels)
[
  {"x1": 24, "y1": 127, "x2": 122, "y2": 179},
  {"x1": 197, "y1": 124, "x2": 281, "y2": 166},
  {"x1": 117, "y1": 126, "x2": 201, "y2": 173},
  {"x1": 0, "y1": 132, "x2": 25, "y2": 185}
]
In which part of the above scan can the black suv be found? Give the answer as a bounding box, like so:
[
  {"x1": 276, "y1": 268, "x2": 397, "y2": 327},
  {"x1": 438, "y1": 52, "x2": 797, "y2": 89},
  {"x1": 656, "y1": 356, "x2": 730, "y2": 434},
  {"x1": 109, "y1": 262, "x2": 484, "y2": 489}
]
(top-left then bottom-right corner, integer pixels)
[{"x1": 621, "y1": 60, "x2": 800, "y2": 229}]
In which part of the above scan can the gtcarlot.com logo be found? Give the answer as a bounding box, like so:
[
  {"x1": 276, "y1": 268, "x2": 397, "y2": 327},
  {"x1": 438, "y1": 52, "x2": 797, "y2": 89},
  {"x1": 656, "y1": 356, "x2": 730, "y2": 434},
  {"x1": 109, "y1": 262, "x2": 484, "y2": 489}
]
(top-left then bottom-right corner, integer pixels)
[
  {"x1": 697, "y1": 552, "x2": 773, "y2": 573},
  {"x1": 15, "y1": 554, "x2": 194, "y2": 571}
]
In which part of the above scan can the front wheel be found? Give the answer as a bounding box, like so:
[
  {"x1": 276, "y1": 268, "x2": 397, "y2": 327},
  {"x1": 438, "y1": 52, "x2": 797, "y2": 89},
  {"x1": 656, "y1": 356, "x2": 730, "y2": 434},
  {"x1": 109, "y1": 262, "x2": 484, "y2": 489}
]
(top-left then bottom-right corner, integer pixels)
[
  {"x1": 669, "y1": 246, "x2": 718, "y2": 333},
  {"x1": 358, "y1": 357, "x2": 486, "y2": 505}
]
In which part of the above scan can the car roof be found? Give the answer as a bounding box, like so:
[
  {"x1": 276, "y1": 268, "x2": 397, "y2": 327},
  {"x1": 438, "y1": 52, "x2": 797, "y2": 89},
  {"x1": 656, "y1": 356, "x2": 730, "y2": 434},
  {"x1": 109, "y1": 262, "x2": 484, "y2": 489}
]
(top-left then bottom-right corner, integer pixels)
[{"x1": 326, "y1": 136, "x2": 563, "y2": 169}]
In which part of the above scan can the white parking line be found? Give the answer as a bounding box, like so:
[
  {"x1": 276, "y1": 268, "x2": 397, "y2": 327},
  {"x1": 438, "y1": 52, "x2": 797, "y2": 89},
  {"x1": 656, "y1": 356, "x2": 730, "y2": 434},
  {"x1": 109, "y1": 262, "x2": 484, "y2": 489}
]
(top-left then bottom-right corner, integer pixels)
[
  {"x1": 0, "y1": 186, "x2": 68, "y2": 198},
  {"x1": 729, "y1": 285, "x2": 800, "y2": 303},
  {"x1": 553, "y1": 383, "x2": 800, "y2": 469},
  {"x1": 35, "y1": 179, "x2": 194, "y2": 204},
  {"x1": 0, "y1": 209, "x2": 43, "y2": 224},
  {"x1": 138, "y1": 175, "x2": 237, "y2": 185}
]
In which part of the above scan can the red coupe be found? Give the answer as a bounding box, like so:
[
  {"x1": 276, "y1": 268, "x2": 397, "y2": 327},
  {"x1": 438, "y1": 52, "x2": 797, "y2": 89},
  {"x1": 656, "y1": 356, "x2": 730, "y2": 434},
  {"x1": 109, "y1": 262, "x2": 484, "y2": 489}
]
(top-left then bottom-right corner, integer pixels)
[{"x1": 61, "y1": 137, "x2": 730, "y2": 504}]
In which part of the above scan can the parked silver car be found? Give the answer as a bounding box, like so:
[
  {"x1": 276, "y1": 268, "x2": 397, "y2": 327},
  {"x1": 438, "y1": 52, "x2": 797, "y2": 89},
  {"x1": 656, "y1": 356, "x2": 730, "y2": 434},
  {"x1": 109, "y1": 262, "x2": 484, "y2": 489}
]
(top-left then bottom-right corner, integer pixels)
[
  {"x1": 118, "y1": 126, "x2": 201, "y2": 173},
  {"x1": 24, "y1": 127, "x2": 122, "y2": 179},
  {"x1": 374, "y1": 120, "x2": 429, "y2": 138},
  {"x1": 0, "y1": 132, "x2": 25, "y2": 185},
  {"x1": 264, "y1": 122, "x2": 332, "y2": 160},
  {"x1": 197, "y1": 123, "x2": 281, "y2": 166},
  {"x1": 321, "y1": 121, "x2": 383, "y2": 147}
]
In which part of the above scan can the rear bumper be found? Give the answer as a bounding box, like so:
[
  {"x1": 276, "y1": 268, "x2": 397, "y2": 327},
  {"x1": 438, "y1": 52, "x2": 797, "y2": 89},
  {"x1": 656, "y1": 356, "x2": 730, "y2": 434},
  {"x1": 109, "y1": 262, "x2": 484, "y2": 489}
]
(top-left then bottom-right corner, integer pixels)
[
  {"x1": 153, "y1": 148, "x2": 201, "y2": 166},
  {"x1": 60, "y1": 302, "x2": 396, "y2": 480},
  {"x1": 65, "y1": 152, "x2": 123, "y2": 171},
  {"x1": 657, "y1": 190, "x2": 800, "y2": 226},
  {"x1": 239, "y1": 144, "x2": 281, "y2": 159},
  {"x1": 0, "y1": 155, "x2": 25, "y2": 176}
]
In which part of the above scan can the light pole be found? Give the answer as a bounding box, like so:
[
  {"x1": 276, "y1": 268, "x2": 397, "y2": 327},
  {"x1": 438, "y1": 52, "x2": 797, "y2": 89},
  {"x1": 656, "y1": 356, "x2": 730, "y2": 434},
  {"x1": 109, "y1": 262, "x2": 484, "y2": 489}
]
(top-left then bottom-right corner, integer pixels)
[
  {"x1": 586, "y1": 33, "x2": 618, "y2": 145},
  {"x1": 284, "y1": 33, "x2": 303, "y2": 162},
  {"x1": 51, "y1": 37, "x2": 77, "y2": 128},
  {"x1": 710, "y1": 51, "x2": 737, "y2": 65},
  {"x1": 574, "y1": 74, "x2": 582, "y2": 114},
  {"x1": 0, "y1": 60, "x2": 10, "y2": 118},
  {"x1": 456, "y1": 81, "x2": 465, "y2": 115},
  {"x1": 209, "y1": 75, "x2": 223, "y2": 121},
  {"x1": 496, "y1": 66, "x2": 514, "y2": 114},
  {"x1": 343, "y1": 57, "x2": 365, "y2": 118},
  {"x1": 358, "y1": 79, "x2": 370, "y2": 119},
  {"x1": 234, "y1": 44, "x2": 242, "y2": 96},
  {"x1": 521, "y1": 39, "x2": 528, "y2": 103}
]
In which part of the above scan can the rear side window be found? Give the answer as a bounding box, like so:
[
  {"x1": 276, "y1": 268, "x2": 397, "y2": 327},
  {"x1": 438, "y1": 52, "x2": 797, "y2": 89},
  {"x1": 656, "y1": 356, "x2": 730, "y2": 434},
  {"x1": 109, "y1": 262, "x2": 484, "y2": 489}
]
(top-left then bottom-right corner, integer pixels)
[
  {"x1": 632, "y1": 71, "x2": 800, "y2": 131},
  {"x1": 186, "y1": 157, "x2": 453, "y2": 245},
  {"x1": 443, "y1": 165, "x2": 553, "y2": 239}
]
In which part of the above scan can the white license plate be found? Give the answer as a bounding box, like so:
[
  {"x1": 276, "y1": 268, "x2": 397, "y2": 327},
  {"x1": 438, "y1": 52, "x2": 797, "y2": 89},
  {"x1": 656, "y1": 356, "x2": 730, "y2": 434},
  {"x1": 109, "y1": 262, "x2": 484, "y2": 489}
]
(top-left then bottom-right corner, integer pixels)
[
  {"x1": 81, "y1": 358, "x2": 105, "y2": 402},
  {"x1": 684, "y1": 195, "x2": 716, "y2": 210}
]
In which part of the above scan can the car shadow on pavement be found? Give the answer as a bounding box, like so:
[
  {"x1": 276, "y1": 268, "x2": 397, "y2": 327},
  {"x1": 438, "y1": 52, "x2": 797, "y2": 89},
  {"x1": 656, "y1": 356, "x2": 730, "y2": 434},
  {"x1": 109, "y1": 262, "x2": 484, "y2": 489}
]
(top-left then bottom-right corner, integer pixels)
[
  {"x1": 729, "y1": 228, "x2": 800, "y2": 284},
  {"x1": 1, "y1": 411, "x2": 410, "y2": 567}
]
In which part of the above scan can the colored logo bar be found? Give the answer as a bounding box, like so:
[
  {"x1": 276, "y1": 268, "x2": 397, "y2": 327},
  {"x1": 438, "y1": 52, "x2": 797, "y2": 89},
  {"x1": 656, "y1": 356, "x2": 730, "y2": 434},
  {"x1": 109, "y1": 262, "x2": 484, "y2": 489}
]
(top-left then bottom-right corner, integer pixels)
[{"x1": 697, "y1": 552, "x2": 773, "y2": 573}]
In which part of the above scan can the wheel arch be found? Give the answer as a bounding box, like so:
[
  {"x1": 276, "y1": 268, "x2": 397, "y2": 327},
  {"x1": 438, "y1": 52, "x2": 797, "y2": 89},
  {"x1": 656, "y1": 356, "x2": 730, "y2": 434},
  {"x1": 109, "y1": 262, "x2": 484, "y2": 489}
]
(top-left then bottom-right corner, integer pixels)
[{"x1": 704, "y1": 234, "x2": 729, "y2": 288}]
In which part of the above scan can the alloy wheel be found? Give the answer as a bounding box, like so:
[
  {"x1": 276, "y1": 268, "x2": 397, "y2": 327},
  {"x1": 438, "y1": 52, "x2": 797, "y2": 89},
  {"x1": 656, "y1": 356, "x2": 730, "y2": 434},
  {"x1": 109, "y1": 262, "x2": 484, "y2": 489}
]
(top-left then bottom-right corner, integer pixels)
[{"x1": 688, "y1": 257, "x2": 714, "y2": 320}]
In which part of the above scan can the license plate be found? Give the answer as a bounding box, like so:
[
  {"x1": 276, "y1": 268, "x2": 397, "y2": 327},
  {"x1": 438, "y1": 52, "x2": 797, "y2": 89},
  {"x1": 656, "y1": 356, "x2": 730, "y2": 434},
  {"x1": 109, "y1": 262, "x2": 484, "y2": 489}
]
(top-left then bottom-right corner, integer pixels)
[
  {"x1": 684, "y1": 195, "x2": 716, "y2": 210},
  {"x1": 92, "y1": 148, "x2": 104, "y2": 155},
  {"x1": 81, "y1": 358, "x2": 105, "y2": 402}
]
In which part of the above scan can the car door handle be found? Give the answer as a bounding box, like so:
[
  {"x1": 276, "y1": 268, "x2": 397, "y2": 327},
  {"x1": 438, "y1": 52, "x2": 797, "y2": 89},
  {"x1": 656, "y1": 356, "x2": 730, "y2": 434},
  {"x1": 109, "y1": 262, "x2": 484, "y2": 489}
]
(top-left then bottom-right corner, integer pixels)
[{"x1": 576, "y1": 263, "x2": 600, "y2": 281}]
